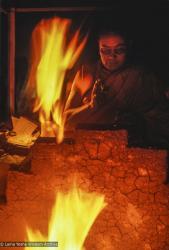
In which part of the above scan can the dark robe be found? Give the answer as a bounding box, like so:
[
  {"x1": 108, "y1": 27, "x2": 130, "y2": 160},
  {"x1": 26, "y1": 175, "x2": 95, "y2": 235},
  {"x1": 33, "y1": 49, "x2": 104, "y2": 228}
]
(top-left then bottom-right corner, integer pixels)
[{"x1": 65, "y1": 62, "x2": 169, "y2": 148}]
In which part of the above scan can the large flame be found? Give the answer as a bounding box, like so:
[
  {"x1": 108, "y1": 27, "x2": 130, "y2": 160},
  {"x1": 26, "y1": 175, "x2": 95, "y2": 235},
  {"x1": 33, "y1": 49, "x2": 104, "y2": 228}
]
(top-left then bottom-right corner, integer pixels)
[
  {"x1": 25, "y1": 184, "x2": 106, "y2": 250},
  {"x1": 26, "y1": 17, "x2": 88, "y2": 143}
]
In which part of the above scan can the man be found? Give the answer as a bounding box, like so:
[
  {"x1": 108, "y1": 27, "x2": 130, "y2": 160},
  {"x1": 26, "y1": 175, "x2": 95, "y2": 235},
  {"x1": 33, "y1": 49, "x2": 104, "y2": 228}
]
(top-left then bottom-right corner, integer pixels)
[{"x1": 64, "y1": 29, "x2": 169, "y2": 148}]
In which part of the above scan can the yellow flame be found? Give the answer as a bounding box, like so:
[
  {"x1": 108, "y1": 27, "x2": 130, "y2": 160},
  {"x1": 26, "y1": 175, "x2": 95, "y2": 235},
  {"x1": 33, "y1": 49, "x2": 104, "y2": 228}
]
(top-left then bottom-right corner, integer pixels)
[
  {"x1": 27, "y1": 17, "x2": 87, "y2": 143},
  {"x1": 25, "y1": 185, "x2": 106, "y2": 250}
]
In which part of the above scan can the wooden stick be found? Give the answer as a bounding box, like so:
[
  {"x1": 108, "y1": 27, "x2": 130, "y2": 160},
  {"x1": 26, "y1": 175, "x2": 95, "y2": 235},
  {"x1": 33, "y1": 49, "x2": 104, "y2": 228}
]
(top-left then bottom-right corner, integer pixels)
[
  {"x1": 8, "y1": 8, "x2": 15, "y2": 114},
  {"x1": 15, "y1": 7, "x2": 100, "y2": 13}
]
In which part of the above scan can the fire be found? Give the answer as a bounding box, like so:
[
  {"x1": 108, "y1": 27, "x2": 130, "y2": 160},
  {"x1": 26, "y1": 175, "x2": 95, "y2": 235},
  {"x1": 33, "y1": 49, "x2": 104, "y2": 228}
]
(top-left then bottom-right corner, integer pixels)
[
  {"x1": 71, "y1": 69, "x2": 93, "y2": 96},
  {"x1": 26, "y1": 17, "x2": 88, "y2": 143},
  {"x1": 25, "y1": 184, "x2": 106, "y2": 250}
]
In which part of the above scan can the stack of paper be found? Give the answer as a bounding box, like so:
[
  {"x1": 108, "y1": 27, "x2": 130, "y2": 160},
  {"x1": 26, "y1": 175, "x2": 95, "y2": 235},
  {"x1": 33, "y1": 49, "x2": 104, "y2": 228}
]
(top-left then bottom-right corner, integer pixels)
[{"x1": 7, "y1": 116, "x2": 39, "y2": 148}]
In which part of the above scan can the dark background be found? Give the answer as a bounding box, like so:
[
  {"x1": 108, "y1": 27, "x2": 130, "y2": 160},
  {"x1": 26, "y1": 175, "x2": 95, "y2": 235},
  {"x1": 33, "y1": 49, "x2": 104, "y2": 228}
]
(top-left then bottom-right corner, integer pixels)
[
  {"x1": 0, "y1": 10, "x2": 11, "y2": 126},
  {"x1": 1, "y1": 0, "x2": 169, "y2": 120}
]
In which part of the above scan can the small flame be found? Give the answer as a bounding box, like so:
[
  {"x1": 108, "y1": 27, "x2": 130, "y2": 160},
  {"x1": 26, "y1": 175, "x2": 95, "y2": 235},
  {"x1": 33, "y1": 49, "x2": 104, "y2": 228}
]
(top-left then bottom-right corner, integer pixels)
[
  {"x1": 25, "y1": 184, "x2": 106, "y2": 250},
  {"x1": 71, "y1": 70, "x2": 93, "y2": 96},
  {"x1": 27, "y1": 17, "x2": 88, "y2": 143}
]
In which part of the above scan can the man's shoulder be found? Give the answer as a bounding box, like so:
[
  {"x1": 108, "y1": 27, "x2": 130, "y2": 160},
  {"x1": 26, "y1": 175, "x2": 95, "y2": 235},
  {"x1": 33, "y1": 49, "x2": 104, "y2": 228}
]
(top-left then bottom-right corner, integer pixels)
[
  {"x1": 125, "y1": 65, "x2": 165, "y2": 93},
  {"x1": 124, "y1": 65, "x2": 160, "y2": 82},
  {"x1": 125, "y1": 64, "x2": 145, "y2": 75}
]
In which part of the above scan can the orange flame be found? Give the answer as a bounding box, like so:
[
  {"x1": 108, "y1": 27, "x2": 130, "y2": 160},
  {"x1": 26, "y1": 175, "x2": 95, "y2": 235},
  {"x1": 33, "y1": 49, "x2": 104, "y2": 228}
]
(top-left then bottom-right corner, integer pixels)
[
  {"x1": 25, "y1": 184, "x2": 106, "y2": 250},
  {"x1": 72, "y1": 69, "x2": 93, "y2": 96},
  {"x1": 27, "y1": 17, "x2": 88, "y2": 143}
]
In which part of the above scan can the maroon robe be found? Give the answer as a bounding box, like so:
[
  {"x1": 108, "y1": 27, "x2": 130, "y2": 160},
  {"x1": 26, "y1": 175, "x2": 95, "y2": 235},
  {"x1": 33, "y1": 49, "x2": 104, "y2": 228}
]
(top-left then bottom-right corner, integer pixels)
[{"x1": 65, "y1": 62, "x2": 169, "y2": 147}]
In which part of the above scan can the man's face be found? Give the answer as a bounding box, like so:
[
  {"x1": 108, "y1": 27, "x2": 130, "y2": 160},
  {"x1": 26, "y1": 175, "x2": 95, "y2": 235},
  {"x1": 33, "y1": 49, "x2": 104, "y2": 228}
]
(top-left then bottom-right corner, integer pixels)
[{"x1": 99, "y1": 34, "x2": 127, "y2": 71}]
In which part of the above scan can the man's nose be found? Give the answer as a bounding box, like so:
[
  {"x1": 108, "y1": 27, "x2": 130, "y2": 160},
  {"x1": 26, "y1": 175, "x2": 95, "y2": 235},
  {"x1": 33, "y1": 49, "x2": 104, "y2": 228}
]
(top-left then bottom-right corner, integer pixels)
[{"x1": 108, "y1": 53, "x2": 117, "y2": 59}]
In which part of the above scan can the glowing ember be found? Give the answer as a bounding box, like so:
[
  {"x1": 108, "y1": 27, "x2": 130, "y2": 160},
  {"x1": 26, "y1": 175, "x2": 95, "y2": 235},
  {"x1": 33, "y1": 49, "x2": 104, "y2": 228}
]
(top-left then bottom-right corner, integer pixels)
[
  {"x1": 26, "y1": 17, "x2": 88, "y2": 143},
  {"x1": 25, "y1": 184, "x2": 106, "y2": 250}
]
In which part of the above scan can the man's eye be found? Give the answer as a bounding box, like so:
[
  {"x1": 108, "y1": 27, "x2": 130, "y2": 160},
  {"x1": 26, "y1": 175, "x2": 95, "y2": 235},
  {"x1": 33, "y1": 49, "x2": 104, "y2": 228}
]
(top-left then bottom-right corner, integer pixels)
[
  {"x1": 100, "y1": 48, "x2": 112, "y2": 55},
  {"x1": 100, "y1": 47, "x2": 126, "y2": 56},
  {"x1": 114, "y1": 48, "x2": 126, "y2": 54}
]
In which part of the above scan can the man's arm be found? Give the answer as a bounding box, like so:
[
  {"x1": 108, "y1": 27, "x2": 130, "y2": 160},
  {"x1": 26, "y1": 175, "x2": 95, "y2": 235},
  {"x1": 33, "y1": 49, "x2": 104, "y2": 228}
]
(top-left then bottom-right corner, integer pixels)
[
  {"x1": 133, "y1": 71, "x2": 169, "y2": 147},
  {"x1": 64, "y1": 67, "x2": 94, "y2": 124},
  {"x1": 63, "y1": 84, "x2": 92, "y2": 124}
]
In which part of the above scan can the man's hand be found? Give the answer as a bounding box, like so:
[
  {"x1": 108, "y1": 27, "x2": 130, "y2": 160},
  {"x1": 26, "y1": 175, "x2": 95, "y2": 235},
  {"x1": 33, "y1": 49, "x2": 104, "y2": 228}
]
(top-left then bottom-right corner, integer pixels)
[
  {"x1": 81, "y1": 81, "x2": 98, "y2": 109},
  {"x1": 89, "y1": 79, "x2": 100, "y2": 108},
  {"x1": 90, "y1": 78, "x2": 106, "y2": 108}
]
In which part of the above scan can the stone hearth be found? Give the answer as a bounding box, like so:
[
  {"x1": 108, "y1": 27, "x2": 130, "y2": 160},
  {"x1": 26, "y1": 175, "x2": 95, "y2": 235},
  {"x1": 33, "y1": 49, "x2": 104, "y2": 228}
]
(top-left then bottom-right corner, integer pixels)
[{"x1": 0, "y1": 130, "x2": 169, "y2": 250}]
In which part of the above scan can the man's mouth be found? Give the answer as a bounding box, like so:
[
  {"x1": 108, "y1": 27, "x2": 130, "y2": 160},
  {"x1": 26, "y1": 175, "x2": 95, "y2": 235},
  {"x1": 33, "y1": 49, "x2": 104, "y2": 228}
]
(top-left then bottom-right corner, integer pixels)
[{"x1": 106, "y1": 61, "x2": 118, "y2": 67}]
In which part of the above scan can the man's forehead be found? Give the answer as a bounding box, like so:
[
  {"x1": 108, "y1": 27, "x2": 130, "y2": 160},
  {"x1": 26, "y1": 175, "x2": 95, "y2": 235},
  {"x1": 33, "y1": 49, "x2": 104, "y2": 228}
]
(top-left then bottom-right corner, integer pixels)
[{"x1": 99, "y1": 35, "x2": 126, "y2": 47}]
